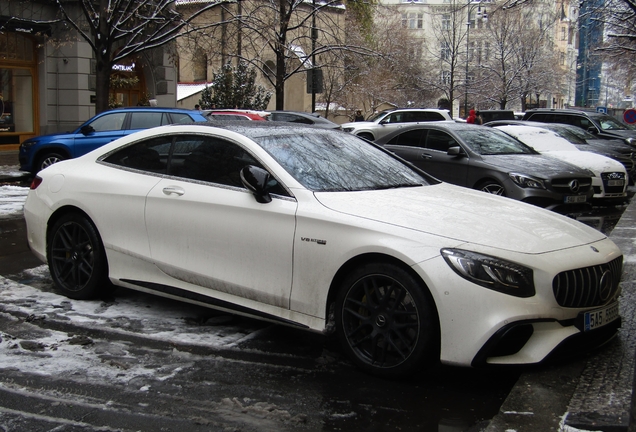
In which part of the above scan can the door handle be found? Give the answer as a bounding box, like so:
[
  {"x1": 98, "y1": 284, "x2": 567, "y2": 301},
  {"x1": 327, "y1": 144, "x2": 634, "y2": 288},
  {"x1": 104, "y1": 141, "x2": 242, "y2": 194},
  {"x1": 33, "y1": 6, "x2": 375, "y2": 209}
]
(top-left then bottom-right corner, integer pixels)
[
  {"x1": 162, "y1": 186, "x2": 185, "y2": 196},
  {"x1": 420, "y1": 153, "x2": 433, "y2": 159}
]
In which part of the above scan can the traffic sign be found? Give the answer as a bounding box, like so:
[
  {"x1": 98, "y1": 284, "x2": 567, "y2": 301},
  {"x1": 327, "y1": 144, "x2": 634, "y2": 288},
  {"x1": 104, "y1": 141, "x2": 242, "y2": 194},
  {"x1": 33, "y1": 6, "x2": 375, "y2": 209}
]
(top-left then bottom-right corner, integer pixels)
[
  {"x1": 597, "y1": 106, "x2": 607, "y2": 113},
  {"x1": 624, "y1": 109, "x2": 636, "y2": 124}
]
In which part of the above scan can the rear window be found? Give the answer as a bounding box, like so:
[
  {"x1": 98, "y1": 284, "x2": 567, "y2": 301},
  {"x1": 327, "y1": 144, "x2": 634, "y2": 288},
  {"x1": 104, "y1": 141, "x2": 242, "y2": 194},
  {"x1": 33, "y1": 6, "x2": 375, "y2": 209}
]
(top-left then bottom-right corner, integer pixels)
[{"x1": 129, "y1": 112, "x2": 170, "y2": 129}]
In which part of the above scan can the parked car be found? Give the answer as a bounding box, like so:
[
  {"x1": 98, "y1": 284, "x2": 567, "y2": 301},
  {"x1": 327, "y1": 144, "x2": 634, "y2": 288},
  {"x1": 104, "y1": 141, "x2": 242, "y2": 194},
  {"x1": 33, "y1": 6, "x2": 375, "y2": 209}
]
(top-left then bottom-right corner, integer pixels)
[
  {"x1": 375, "y1": 122, "x2": 594, "y2": 211},
  {"x1": 484, "y1": 120, "x2": 636, "y2": 181},
  {"x1": 522, "y1": 108, "x2": 636, "y2": 145},
  {"x1": 477, "y1": 110, "x2": 515, "y2": 123},
  {"x1": 494, "y1": 125, "x2": 628, "y2": 202},
  {"x1": 267, "y1": 110, "x2": 341, "y2": 129},
  {"x1": 25, "y1": 122, "x2": 623, "y2": 377},
  {"x1": 204, "y1": 109, "x2": 268, "y2": 121},
  {"x1": 341, "y1": 108, "x2": 453, "y2": 141},
  {"x1": 19, "y1": 107, "x2": 208, "y2": 174}
]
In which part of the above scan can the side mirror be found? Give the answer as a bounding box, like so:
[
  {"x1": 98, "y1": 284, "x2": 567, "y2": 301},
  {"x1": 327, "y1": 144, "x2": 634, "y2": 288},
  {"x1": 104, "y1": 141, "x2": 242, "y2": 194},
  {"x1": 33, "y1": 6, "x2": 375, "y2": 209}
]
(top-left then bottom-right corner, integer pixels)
[
  {"x1": 240, "y1": 165, "x2": 273, "y2": 204},
  {"x1": 80, "y1": 125, "x2": 95, "y2": 135},
  {"x1": 587, "y1": 127, "x2": 598, "y2": 135},
  {"x1": 447, "y1": 146, "x2": 463, "y2": 156}
]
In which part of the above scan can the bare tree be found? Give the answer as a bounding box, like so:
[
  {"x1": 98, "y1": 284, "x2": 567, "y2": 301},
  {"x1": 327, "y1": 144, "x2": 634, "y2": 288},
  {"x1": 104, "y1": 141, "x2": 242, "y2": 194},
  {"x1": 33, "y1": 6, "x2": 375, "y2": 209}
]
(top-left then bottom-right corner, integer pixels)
[
  {"x1": 1, "y1": 0, "x2": 234, "y2": 113},
  {"x1": 421, "y1": 0, "x2": 470, "y2": 116},
  {"x1": 474, "y1": 4, "x2": 560, "y2": 110}
]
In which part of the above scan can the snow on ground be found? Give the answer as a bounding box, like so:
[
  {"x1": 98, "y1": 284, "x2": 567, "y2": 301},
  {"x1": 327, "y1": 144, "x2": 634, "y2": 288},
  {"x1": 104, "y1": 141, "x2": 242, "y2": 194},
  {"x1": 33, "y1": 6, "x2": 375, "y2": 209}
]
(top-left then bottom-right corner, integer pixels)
[{"x1": 0, "y1": 164, "x2": 28, "y2": 219}]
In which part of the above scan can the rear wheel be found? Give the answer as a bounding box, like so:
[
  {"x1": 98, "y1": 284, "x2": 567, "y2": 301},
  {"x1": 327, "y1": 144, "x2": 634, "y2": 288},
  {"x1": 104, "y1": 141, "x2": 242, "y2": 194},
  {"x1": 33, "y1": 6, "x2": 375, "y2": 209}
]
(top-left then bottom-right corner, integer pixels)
[
  {"x1": 477, "y1": 180, "x2": 506, "y2": 196},
  {"x1": 38, "y1": 152, "x2": 66, "y2": 172},
  {"x1": 335, "y1": 262, "x2": 439, "y2": 377},
  {"x1": 47, "y1": 213, "x2": 110, "y2": 300}
]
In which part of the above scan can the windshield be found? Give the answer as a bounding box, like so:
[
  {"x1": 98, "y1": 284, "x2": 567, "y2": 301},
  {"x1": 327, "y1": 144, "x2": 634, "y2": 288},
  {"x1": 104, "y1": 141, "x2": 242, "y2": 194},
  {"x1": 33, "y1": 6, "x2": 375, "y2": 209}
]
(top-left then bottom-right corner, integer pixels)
[
  {"x1": 366, "y1": 110, "x2": 390, "y2": 123},
  {"x1": 253, "y1": 129, "x2": 432, "y2": 192},
  {"x1": 597, "y1": 115, "x2": 632, "y2": 131},
  {"x1": 542, "y1": 125, "x2": 588, "y2": 144},
  {"x1": 456, "y1": 128, "x2": 538, "y2": 155}
]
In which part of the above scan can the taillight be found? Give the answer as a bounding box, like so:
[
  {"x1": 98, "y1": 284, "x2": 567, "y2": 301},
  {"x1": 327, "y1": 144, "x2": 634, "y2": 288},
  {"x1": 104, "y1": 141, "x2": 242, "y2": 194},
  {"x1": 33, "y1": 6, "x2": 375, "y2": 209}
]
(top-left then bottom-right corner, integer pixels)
[{"x1": 30, "y1": 176, "x2": 42, "y2": 190}]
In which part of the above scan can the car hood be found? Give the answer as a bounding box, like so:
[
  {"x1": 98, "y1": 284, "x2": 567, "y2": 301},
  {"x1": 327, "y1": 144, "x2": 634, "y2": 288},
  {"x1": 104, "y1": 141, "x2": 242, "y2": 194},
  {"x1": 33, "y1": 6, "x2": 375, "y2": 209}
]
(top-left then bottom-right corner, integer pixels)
[
  {"x1": 24, "y1": 130, "x2": 78, "y2": 143},
  {"x1": 538, "y1": 150, "x2": 625, "y2": 174},
  {"x1": 314, "y1": 183, "x2": 605, "y2": 254},
  {"x1": 479, "y1": 154, "x2": 589, "y2": 177},
  {"x1": 601, "y1": 129, "x2": 636, "y2": 139},
  {"x1": 341, "y1": 121, "x2": 377, "y2": 129}
]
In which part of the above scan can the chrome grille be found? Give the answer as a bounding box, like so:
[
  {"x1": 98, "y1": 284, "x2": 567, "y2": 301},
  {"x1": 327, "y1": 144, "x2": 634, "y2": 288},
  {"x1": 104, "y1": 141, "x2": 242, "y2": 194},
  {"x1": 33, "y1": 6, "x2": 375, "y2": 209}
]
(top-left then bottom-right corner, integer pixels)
[
  {"x1": 551, "y1": 177, "x2": 593, "y2": 194},
  {"x1": 601, "y1": 172, "x2": 627, "y2": 194},
  {"x1": 552, "y1": 256, "x2": 623, "y2": 308}
]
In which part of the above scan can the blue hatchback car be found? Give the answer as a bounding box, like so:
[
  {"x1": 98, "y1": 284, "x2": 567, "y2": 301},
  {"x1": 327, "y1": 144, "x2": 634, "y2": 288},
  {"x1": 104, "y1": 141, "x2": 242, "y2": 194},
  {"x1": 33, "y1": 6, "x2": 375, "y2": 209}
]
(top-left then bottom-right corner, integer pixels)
[{"x1": 19, "y1": 107, "x2": 208, "y2": 174}]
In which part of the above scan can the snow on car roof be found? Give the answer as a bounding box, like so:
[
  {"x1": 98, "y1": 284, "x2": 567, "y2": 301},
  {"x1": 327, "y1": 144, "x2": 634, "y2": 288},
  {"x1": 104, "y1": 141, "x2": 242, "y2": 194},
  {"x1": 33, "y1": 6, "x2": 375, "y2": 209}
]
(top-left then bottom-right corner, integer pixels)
[{"x1": 495, "y1": 125, "x2": 580, "y2": 152}]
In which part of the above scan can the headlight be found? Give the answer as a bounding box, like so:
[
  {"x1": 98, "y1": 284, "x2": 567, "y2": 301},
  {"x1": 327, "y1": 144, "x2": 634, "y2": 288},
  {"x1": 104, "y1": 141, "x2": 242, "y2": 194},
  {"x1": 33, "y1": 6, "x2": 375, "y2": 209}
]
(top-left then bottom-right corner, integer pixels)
[
  {"x1": 20, "y1": 141, "x2": 36, "y2": 150},
  {"x1": 508, "y1": 173, "x2": 546, "y2": 189},
  {"x1": 625, "y1": 137, "x2": 635, "y2": 146},
  {"x1": 441, "y1": 248, "x2": 535, "y2": 297},
  {"x1": 343, "y1": 127, "x2": 355, "y2": 133}
]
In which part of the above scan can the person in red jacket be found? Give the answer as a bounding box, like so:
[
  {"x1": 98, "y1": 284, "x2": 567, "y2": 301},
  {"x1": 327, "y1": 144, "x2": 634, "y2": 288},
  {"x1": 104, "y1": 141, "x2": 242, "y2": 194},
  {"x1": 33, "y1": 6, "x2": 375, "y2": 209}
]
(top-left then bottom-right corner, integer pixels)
[{"x1": 466, "y1": 109, "x2": 477, "y2": 124}]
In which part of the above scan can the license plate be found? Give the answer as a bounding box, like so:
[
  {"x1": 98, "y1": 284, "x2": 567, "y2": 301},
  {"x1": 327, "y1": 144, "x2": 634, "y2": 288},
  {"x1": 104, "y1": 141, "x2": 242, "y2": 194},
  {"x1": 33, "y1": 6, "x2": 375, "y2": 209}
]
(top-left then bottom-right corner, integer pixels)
[
  {"x1": 607, "y1": 180, "x2": 624, "y2": 187},
  {"x1": 564, "y1": 195, "x2": 587, "y2": 203},
  {"x1": 583, "y1": 302, "x2": 619, "y2": 331}
]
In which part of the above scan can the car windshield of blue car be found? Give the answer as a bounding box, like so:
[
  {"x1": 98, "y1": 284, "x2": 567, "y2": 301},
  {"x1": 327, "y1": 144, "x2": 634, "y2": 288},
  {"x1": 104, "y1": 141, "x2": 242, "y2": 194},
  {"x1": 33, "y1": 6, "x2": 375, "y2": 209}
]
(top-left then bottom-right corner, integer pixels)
[
  {"x1": 457, "y1": 128, "x2": 538, "y2": 155},
  {"x1": 254, "y1": 130, "x2": 432, "y2": 192}
]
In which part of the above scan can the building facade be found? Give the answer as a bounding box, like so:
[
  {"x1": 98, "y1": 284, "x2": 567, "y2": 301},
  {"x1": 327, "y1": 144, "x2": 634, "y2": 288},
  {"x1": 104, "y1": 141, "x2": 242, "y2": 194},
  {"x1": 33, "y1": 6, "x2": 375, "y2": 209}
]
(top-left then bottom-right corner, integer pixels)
[{"x1": 0, "y1": 1, "x2": 178, "y2": 148}]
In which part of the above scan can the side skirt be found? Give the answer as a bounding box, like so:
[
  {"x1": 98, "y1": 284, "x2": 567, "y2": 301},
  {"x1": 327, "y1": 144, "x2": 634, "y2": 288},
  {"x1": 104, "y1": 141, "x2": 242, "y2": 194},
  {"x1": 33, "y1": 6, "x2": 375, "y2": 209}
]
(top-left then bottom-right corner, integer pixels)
[{"x1": 120, "y1": 279, "x2": 309, "y2": 329}]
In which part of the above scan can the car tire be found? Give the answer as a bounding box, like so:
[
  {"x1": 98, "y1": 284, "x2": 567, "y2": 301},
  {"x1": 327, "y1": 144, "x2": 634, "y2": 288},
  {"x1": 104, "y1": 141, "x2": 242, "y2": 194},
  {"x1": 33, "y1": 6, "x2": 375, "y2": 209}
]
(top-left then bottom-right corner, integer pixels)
[
  {"x1": 38, "y1": 152, "x2": 66, "y2": 172},
  {"x1": 477, "y1": 180, "x2": 506, "y2": 196},
  {"x1": 335, "y1": 261, "x2": 439, "y2": 377},
  {"x1": 47, "y1": 213, "x2": 111, "y2": 300},
  {"x1": 357, "y1": 132, "x2": 374, "y2": 141}
]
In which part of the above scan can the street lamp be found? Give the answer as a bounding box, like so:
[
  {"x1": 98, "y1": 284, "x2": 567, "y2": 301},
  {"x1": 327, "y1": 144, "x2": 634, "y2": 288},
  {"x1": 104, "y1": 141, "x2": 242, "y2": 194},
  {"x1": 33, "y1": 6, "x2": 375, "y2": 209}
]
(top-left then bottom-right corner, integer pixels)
[{"x1": 464, "y1": 1, "x2": 487, "y2": 118}]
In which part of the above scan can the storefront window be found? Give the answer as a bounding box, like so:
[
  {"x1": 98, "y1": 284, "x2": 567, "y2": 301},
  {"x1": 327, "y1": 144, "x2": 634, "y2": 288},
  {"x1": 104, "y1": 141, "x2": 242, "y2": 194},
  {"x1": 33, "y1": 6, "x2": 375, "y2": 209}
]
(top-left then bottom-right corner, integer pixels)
[{"x1": 0, "y1": 68, "x2": 34, "y2": 133}]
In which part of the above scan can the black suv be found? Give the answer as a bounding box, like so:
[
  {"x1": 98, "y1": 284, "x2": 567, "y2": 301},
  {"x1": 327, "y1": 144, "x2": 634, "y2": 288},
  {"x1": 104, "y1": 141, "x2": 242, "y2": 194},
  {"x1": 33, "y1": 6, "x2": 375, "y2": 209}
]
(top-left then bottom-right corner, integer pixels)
[{"x1": 523, "y1": 108, "x2": 636, "y2": 146}]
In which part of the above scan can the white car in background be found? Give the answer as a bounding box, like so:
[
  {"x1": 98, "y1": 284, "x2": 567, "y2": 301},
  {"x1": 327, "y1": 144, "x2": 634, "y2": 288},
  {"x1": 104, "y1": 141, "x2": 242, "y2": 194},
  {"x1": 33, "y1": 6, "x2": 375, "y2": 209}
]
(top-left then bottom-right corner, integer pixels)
[
  {"x1": 24, "y1": 123, "x2": 623, "y2": 377},
  {"x1": 495, "y1": 125, "x2": 628, "y2": 202},
  {"x1": 341, "y1": 108, "x2": 453, "y2": 141}
]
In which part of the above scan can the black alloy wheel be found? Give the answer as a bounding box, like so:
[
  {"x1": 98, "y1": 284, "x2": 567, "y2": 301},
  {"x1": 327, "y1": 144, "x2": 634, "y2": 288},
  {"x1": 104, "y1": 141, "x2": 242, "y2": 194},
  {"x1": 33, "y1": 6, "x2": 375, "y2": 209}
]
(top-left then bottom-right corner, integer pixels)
[
  {"x1": 47, "y1": 213, "x2": 109, "y2": 300},
  {"x1": 336, "y1": 262, "x2": 438, "y2": 376}
]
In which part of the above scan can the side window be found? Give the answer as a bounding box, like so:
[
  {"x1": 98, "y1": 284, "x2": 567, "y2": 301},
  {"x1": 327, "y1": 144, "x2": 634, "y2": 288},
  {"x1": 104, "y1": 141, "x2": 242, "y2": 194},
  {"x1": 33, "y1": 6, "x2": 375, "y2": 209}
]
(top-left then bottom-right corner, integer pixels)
[
  {"x1": 527, "y1": 113, "x2": 551, "y2": 123},
  {"x1": 578, "y1": 117, "x2": 595, "y2": 131},
  {"x1": 170, "y1": 113, "x2": 197, "y2": 124},
  {"x1": 424, "y1": 112, "x2": 445, "y2": 121},
  {"x1": 426, "y1": 130, "x2": 456, "y2": 152},
  {"x1": 129, "y1": 112, "x2": 168, "y2": 129},
  {"x1": 102, "y1": 137, "x2": 170, "y2": 173},
  {"x1": 391, "y1": 129, "x2": 425, "y2": 147},
  {"x1": 87, "y1": 113, "x2": 127, "y2": 132},
  {"x1": 171, "y1": 136, "x2": 283, "y2": 192}
]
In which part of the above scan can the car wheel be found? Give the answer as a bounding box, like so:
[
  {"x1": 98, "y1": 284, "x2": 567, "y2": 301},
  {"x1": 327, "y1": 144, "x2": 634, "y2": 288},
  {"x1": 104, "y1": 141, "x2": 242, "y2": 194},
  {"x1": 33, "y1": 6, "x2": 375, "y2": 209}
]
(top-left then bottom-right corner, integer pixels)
[
  {"x1": 47, "y1": 213, "x2": 110, "y2": 300},
  {"x1": 478, "y1": 180, "x2": 506, "y2": 196},
  {"x1": 335, "y1": 261, "x2": 439, "y2": 377},
  {"x1": 38, "y1": 152, "x2": 66, "y2": 172},
  {"x1": 357, "y1": 132, "x2": 374, "y2": 141}
]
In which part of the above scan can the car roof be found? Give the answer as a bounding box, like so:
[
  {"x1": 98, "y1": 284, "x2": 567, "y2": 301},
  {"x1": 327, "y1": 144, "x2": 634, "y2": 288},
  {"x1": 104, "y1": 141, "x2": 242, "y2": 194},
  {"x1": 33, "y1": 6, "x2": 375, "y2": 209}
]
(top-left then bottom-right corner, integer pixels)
[
  {"x1": 374, "y1": 121, "x2": 485, "y2": 142},
  {"x1": 104, "y1": 106, "x2": 200, "y2": 113},
  {"x1": 524, "y1": 108, "x2": 605, "y2": 118}
]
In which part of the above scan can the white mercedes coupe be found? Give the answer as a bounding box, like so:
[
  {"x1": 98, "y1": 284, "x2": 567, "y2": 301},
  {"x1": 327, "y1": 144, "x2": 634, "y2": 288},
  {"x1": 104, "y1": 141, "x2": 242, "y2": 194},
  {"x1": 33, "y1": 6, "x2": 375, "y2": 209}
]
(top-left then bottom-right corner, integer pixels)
[{"x1": 24, "y1": 122, "x2": 623, "y2": 377}]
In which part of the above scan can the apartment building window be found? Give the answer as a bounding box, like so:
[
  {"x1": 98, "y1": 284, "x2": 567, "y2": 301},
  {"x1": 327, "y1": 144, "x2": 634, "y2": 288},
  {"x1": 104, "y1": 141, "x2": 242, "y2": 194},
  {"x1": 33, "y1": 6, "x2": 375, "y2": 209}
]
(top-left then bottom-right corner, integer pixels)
[
  {"x1": 441, "y1": 70, "x2": 451, "y2": 84},
  {"x1": 561, "y1": 27, "x2": 566, "y2": 41},
  {"x1": 441, "y1": 42, "x2": 451, "y2": 60},
  {"x1": 402, "y1": 13, "x2": 423, "y2": 29},
  {"x1": 442, "y1": 14, "x2": 450, "y2": 30}
]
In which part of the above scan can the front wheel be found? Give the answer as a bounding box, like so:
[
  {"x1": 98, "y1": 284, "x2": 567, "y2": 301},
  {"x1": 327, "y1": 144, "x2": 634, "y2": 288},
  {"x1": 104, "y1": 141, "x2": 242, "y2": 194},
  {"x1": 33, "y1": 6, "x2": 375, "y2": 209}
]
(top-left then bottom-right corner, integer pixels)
[
  {"x1": 335, "y1": 262, "x2": 439, "y2": 377},
  {"x1": 477, "y1": 180, "x2": 506, "y2": 196},
  {"x1": 47, "y1": 213, "x2": 110, "y2": 300},
  {"x1": 38, "y1": 152, "x2": 66, "y2": 172}
]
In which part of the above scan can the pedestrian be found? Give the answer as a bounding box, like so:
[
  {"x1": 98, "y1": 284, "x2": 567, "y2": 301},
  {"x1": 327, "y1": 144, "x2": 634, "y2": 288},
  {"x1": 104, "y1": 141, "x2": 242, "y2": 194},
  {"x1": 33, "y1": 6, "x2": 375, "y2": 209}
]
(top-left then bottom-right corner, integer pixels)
[
  {"x1": 354, "y1": 110, "x2": 364, "y2": 122},
  {"x1": 475, "y1": 110, "x2": 483, "y2": 125},
  {"x1": 194, "y1": 104, "x2": 200, "y2": 110},
  {"x1": 466, "y1": 109, "x2": 477, "y2": 124}
]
